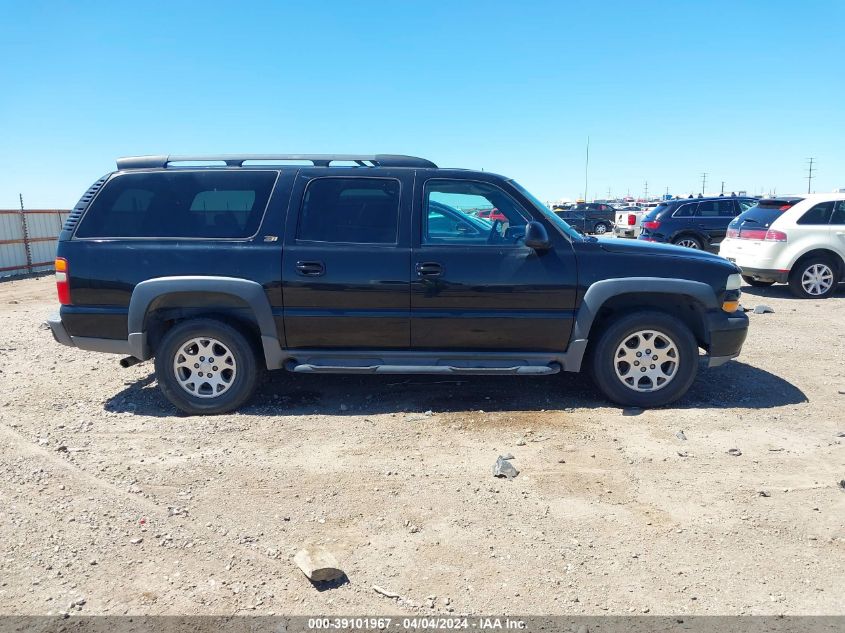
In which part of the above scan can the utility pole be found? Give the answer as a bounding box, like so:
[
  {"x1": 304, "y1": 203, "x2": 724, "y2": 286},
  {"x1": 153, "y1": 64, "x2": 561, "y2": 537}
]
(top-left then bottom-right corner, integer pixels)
[
  {"x1": 700, "y1": 172, "x2": 707, "y2": 195},
  {"x1": 720, "y1": 181, "x2": 725, "y2": 195},
  {"x1": 644, "y1": 180, "x2": 649, "y2": 202},
  {"x1": 806, "y1": 158, "x2": 815, "y2": 194},
  {"x1": 607, "y1": 187, "x2": 611, "y2": 201},
  {"x1": 583, "y1": 137, "x2": 590, "y2": 202}
]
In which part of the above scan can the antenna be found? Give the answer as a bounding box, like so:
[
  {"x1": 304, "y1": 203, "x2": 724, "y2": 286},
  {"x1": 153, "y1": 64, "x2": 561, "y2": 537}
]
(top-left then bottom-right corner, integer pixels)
[
  {"x1": 583, "y1": 137, "x2": 590, "y2": 202},
  {"x1": 806, "y1": 158, "x2": 815, "y2": 194},
  {"x1": 700, "y1": 172, "x2": 708, "y2": 195}
]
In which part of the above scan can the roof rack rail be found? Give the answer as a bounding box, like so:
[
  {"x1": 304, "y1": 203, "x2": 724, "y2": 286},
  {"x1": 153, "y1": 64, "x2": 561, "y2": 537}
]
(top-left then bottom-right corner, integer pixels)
[{"x1": 116, "y1": 154, "x2": 437, "y2": 170}]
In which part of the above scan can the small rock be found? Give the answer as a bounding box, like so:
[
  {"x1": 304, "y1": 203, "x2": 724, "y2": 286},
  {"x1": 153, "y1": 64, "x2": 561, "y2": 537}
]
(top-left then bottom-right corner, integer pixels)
[
  {"x1": 515, "y1": 439, "x2": 527, "y2": 447},
  {"x1": 677, "y1": 451, "x2": 689, "y2": 458},
  {"x1": 130, "y1": 537, "x2": 143, "y2": 544},
  {"x1": 492, "y1": 456, "x2": 519, "y2": 479},
  {"x1": 557, "y1": 458, "x2": 566, "y2": 464},
  {"x1": 753, "y1": 304, "x2": 774, "y2": 314},
  {"x1": 424, "y1": 410, "x2": 433, "y2": 417},
  {"x1": 838, "y1": 480, "x2": 845, "y2": 490},
  {"x1": 835, "y1": 431, "x2": 845, "y2": 437},
  {"x1": 758, "y1": 490, "x2": 771, "y2": 498},
  {"x1": 501, "y1": 453, "x2": 515, "y2": 460},
  {"x1": 676, "y1": 430, "x2": 687, "y2": 441},
  {"x1": 373, "y1": 585, "x2": 400, "y2": 599},
  {"x1": 293, "y1": 546, "x2": 344, "y2": 582},
  {"x1": 727, "y1": 448, "x2": 742, "y2": 457}
]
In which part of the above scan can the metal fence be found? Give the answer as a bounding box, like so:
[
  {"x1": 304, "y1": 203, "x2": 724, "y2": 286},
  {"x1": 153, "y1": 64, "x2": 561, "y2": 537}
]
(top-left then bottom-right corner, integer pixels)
[{"x1": 0, "y1": 210, "x2": 70, "y2": 278}]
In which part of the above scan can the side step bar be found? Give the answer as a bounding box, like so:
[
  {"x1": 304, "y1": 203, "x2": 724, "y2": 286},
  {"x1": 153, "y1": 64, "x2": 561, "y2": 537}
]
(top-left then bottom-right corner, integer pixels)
[{"x1": 286, "y1": 362, "x2": 561, "y2": 376}]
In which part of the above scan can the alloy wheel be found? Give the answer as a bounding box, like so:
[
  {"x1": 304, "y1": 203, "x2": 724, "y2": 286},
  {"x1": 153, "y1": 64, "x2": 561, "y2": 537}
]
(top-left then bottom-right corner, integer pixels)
[
  {"x1": 801, "y1": 263, "x2": 834, "y2": 296},
  {"x1": 675, "y1": 239, "x2": 700, "y2": 249},
  {"x1": 172, "y1": 337, "x2": 237, "y2": 398},
  {"x1": 613, "y1": 329, "x2": 679, "y2": 392}
]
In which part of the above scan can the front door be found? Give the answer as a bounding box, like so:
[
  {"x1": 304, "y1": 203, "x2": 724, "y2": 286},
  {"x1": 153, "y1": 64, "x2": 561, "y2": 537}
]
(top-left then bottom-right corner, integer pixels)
[
  {"x1": 281, "y1": 170, "x2": 413, "y2": 348},
  {"x1": 410, "y1": 178, "x2": 577, "y2": 351}
]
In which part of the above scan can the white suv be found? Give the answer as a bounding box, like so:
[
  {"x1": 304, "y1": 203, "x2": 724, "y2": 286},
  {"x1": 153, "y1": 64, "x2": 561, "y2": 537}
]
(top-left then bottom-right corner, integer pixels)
[{"x1": 718, "y1": 193, "x2": 845, "y2": 298}]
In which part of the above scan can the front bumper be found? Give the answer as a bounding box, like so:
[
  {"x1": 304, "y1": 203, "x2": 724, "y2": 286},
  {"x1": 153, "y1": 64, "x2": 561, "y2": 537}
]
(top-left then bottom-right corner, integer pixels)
[{"x1": 706, "y1": 311, "x2": 749, "y2": 367}]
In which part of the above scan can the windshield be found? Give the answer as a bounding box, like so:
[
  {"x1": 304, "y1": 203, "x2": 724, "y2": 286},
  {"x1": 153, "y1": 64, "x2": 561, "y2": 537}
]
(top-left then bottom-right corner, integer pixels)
[{"x1": 509, "y1": 180, "x2": 583, "y2": 240}]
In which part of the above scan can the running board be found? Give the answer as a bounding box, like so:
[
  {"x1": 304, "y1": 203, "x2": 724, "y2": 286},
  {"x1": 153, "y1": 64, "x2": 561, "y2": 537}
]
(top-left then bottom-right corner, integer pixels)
[{"x1": 288, "y1": 363, "x2": 560, "y2": 376}]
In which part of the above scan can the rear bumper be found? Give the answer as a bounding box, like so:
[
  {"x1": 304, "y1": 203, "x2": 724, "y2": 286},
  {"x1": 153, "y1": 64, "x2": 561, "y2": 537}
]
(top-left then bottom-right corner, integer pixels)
[
  {"x1": 735, "y1": 266, "x2": 789, "y2": 284},
  {"x1": 47, "y1": 312, "x2": 133, "y2": 355},
  {"x1": 706, "y1": 311, "x2": 749, "y2": 367},
  {"x1": 613, "y1": 227, "x2": 637, "y2": 238}
]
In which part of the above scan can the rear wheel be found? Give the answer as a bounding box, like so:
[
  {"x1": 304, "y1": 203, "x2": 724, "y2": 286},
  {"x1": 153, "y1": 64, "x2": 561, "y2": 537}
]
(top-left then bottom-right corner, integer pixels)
[
  {"x1": 155, "y1": 318, "x2": 260, "y2": 415},
  {"x1": 672, "y1": 235, "x2": 703, "y2": 250},
  {"x1": 788, "y1": 257, "x2": 839, "y2": 298},
  {"x1": 741, "y1": 275, "x2": 775, "y2": 288},
  {"x1": 589, "y1": 311, "x2": 699, "y2": 407},
  {"x1": 593, "y1": 222, "x2": 609, "y2": 235}
]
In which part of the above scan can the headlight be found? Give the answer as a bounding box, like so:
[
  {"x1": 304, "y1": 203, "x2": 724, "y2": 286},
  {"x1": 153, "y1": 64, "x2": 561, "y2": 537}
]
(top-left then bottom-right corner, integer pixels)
[
  {"x1": 723, "y1": 273, "x2": 743, "y2": 312},
  {"x1": 726, "y1": 273, "x2": 742, "y2": 291}
]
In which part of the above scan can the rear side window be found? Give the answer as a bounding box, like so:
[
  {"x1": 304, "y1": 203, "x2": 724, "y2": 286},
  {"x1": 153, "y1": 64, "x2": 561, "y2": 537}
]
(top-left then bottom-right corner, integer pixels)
[
  {"x1": 697, "y1": 200, "x2": 737, "y2": 217},
  {"x1": 797, "y1": 201, "x2": 834, "y2": 225},
  {"x1": 298, "y1": 177, "x2": 400, "y2": 244},
  {"x1": 670, "y1": 202, "x2": 698, "y2": 218},
  {"x1": 76, "y1": 171, "x2": 276, "y2": 238}
]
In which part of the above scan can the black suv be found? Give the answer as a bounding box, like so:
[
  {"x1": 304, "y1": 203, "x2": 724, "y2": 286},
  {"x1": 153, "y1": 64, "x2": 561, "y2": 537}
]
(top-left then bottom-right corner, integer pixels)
[
  {"x1": 48, "y1": 154, "x2": 749, "y2": 414},
  {"x1": 554, "y1": 202, "x2": 615, "y2": 235},
  {"x1": 638, "y1": 196, "x2": 757, "y2": 251}
]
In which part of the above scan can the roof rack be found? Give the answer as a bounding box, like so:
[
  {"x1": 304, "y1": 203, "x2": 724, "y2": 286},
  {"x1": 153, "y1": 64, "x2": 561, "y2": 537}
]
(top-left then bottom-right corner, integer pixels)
[{"x1": 116, "y1": 154, "x2": 437, "y2": 170}]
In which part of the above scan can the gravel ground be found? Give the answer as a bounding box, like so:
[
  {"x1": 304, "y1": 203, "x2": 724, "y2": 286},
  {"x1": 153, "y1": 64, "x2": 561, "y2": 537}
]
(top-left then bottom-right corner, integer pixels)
[{"x1": 0, "y1": 274, "x2": 843, "y2": 617}]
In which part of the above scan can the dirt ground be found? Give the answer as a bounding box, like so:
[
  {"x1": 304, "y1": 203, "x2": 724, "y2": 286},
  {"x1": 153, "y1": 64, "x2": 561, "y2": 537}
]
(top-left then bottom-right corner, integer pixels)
[{"x1": 0, "y1": 274, "x2": 843, "y2": 617}]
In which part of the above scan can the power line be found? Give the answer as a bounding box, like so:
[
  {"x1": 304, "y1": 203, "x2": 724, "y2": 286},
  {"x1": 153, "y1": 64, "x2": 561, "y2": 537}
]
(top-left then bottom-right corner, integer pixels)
[{"x1": 806, "y1": 158, "x2": 816, "y2": 194}]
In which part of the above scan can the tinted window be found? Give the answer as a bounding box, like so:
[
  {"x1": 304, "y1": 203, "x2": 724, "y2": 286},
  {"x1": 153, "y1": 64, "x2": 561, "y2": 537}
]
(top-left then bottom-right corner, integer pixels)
[
  {"x1": 298, "y1": 178, "x2": 400, "y2": 244},
  {"x1": 729, "y1": 200, "x2": 796, "y2": 231},
  {"x1": 697, "y1": 200, "x2": 737, "y2": 217},
  {"x1": 738, "y1": 199, "x2": 756, "y2": 213},
  {"x1": 423, "y1": 180, "x2": 529, "y2": 246},
  {"x1": 76, "y1": 171, "x2": 276, "y2": 238},
  {"x1": 797, "y1": 201, "x2": 834, "y2": 225},
  {"x1": 671, "y1": 202, "x2": 698, "y2": 217},
  {"x1": 831, "y1": 200, "x2": 845, "y2": 225}
]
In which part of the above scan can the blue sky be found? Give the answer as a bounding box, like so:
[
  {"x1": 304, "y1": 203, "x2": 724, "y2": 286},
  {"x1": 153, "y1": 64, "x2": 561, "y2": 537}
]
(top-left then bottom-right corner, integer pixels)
[{"x1": 1, "y1": 0, "x2": 843, "y2": 207}]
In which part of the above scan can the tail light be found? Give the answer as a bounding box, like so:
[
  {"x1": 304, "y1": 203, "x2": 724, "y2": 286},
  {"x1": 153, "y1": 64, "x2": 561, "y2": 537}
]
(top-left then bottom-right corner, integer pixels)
[
  {"x1": 737, "y1": 229, "x2": 788, "y2": 242},
  {"x1": 55, "y1": 257, "x2": 71, "y2": 305},
  {"x1": 642, "y1": 220, "x2": 661, "y2": 230},
  {"x1": 726, "y1": 228, "x2": 739, "y2": 239},
  {"x1": 627, "y1": 214, "x2": 636, "y2": 226}
]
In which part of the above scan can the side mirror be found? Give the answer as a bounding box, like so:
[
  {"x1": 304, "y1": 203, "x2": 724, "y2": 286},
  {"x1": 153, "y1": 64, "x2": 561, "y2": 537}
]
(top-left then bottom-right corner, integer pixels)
[{"x1": 524, "y1": 221, "x2": 551, "y2": 250}]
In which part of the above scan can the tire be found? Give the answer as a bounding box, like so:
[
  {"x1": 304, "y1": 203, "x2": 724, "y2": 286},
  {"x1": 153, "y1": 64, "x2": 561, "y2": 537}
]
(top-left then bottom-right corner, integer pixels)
[
  {"x1": 741, "y1": 275, "x2": 775, "y2": 288},
  {"x1": 154, "y1": 318, "x2": 260, "y2": 415},
  {"x1": 788, "y1": 257, "x2": 839, "y2": 299},
  {"x1": 672, "y1": 235, "x2": 703, "y2": 250},
  {"x1": 593, "y1": 222, "x2": 609, "y2": 235},
  {"x1": 589, "y1": 311, "x2": 699, "y2": 408}
]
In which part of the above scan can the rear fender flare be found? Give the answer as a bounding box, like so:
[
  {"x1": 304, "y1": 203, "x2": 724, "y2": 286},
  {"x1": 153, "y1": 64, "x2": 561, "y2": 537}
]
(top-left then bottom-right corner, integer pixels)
[{"x1": 127, "y1": 276, "x2": 284, "y2": 369}]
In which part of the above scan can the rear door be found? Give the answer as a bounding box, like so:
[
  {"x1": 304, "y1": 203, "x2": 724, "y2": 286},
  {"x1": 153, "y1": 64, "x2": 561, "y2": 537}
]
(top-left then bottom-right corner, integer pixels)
[
  {"x1": 694, "y1": 199, "x2": 738, "y2": 246},
  {"x1": 281, "y1": 169, "x2": 413, "y2": 348},
  {"x1": 410, "y1": 176, "x2": 577, "y2": 351},
  {"x1": 830, "y1": 200, "x2": 845, "y2": 257}
]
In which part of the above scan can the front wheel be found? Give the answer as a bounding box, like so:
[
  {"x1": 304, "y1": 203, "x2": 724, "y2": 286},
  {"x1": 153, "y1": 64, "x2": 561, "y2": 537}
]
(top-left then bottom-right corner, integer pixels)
[
  {"x1": 589, "y1": 311, "x2": 699, "y2": 407},
  {"x1": 154, "y1": 318, "x2": 260, "y2": 415},
  {"x1": 788, "y1": 258, "x2": 839, "y2": 299}
]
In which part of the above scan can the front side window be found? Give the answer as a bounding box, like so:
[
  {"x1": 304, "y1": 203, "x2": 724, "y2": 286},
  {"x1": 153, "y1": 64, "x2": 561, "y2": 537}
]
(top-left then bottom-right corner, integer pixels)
[
  {"x1": 76, "y1": 171, "x2": 277, "y2": 238},
  {"x1": 797, "y1": 201, "x2": 834, "y2": 225},
  {"x1": 423, "y1": 180, "x2": 529, "y2": 246},
  {"x1": 298, "y1": 178, "x2": 400, "y2": 244}
]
